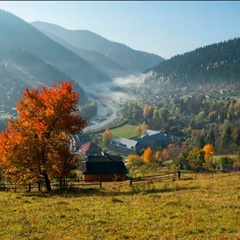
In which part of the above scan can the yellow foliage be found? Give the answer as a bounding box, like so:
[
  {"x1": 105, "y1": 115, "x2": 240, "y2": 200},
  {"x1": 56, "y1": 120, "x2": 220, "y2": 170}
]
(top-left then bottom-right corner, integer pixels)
[
  {"x1": 142, "y1": 147, "x2": 154, "y2": 164},
  {"x1": 127, "y1": 154, "x2": 143, "y2": 166},
  {"x1": 202, "y1": 143, "x2": 215, "y2": 168}
]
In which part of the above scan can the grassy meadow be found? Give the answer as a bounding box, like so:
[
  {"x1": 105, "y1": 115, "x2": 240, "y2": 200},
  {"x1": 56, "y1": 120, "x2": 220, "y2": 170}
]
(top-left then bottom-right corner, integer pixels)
[
  {"x1": 0, "y1": 173, "x2": 240, "y2": 239},
  {"x1": 110, "y1": 124, "x2": 137, "y2": 139}
]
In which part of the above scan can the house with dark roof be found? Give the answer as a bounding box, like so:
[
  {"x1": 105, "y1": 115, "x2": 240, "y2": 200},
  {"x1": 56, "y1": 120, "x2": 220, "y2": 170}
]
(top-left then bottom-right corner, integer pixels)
[
  {"x1": 110, "y1": 130, "x2": 172, "y2": 156},
  {"x1": 69, "y1": 134, "x2": 92, "y2": 153},
  {"x1": 136, "y1": 130, "x2": 171, "y2": 150},
  {"x1": 79, "y1": 141, "x2": 103, "y2": 157},
  {"x1": 81, "y1": 154, "x2": 128, "y2": 181},
  {"x1": 109, "y1": 137, "x2": 139, "y2": 156}
]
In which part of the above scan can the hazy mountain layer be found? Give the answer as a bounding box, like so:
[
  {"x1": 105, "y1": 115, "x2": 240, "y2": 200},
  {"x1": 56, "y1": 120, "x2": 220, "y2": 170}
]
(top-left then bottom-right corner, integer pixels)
[
  {"x1": 0, "y1": 48, "x2": 88, "y2": 107},
  {"x1": 39, "y1": 31, "x2": 132, "y2": 78},
  {"x1": 31, "y1": 21, "x2": 165, "y2": 73},
  {"x1": 0, "y1": 10, "x2": 111, "y2": 89}
]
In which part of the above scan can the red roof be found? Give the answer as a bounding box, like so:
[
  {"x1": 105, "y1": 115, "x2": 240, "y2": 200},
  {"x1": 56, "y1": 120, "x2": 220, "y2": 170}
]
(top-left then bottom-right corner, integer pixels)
[{"x1": 79, "y1": 142, "x2": 103, "y2": 156}]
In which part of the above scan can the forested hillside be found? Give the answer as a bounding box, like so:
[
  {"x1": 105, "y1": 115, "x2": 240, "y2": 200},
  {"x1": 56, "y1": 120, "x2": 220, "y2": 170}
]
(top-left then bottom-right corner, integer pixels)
[{"x1": 147, "y1": 38, "x2": 240, "y2": 87}]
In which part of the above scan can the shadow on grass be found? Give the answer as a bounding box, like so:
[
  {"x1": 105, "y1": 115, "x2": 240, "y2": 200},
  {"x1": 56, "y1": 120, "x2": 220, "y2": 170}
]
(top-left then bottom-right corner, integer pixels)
[{"x1": 23, "y1": 185, "x2": 199, "y2": 198}]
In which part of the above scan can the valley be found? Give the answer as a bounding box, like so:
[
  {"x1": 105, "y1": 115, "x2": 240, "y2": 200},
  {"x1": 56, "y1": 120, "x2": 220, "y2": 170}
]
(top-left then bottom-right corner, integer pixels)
[
  {"x1": 83, "y1": 99, "x2": 119, "y2": 132},
  {"x1": 0, "y1": 8, "x2": 240, "y2": 172},
  {"x1": 0, "y1": 4, "x2": 240, "y2": 239}
]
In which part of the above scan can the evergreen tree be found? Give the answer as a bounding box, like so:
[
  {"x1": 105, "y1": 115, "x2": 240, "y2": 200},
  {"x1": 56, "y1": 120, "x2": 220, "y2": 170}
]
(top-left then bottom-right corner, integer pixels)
[
  {"x1": 222, "y1": 127, "x2": 232, "y2": 149},
  {"x1": 235, "y1": 129, "x2": 240, "y2": 147},
  {"x1": 207, "y1": 129, "x2": 215, "y2": 146},
  {"x1": 198, "y1": 136, "x2": 206, "y2": 149}
]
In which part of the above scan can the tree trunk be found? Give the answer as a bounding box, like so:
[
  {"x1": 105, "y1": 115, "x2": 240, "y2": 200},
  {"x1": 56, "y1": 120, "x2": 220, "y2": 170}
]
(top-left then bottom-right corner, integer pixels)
[{"x1": 43, "y1": 171, "x2": 52, "y2": 191}]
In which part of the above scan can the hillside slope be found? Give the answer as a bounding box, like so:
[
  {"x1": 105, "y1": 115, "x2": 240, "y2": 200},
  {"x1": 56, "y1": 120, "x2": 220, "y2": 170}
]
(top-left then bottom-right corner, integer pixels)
[
  {"x1": 31, "y1": 21, "x2": 165, "y2": 73},
  {"x1": 0, "y1": 10, "x2": 111, "y2": 89},
  {"x1": 40, "y1": 31, "x2": 131, "y2": 78},
  {"x1": 147, "y1": 38, "x2": 240, "y2": 87},
  {"x1": 0, "y1": 48, "x2": 88, "y2": 107}
]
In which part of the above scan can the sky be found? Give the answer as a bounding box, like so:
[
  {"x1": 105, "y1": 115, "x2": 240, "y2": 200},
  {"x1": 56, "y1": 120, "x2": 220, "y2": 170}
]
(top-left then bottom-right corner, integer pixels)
[{"x1": 0, "y1": 1, "x2": 240, "y2": 59}]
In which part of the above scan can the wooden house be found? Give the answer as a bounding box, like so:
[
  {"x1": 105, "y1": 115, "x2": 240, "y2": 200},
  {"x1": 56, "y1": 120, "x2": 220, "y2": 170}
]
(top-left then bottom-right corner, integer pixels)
[
  {"x1": 81, "y1": 154, "x2": 128, "y2": 181},
  {"x1": 69, "y1": 134, "x2": 91, "y2": 153},
  {"x1": 79, "y1": 141, "x2": 103, "y2": 157}
]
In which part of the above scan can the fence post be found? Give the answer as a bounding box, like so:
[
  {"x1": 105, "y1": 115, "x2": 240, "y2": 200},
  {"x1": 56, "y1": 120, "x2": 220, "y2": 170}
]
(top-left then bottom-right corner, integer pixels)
[
  {"x1": 28, "y1": 184, "x2": 31, "y2": 192},
  {"x1": 130, "y1": 177, "x2": 133, "y2": 186}
]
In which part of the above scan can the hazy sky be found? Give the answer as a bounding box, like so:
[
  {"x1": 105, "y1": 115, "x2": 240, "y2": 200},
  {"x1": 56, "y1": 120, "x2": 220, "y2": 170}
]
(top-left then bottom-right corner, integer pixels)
[{"x1": 0, "y1": 1, "x2": 240, "y2": 59}]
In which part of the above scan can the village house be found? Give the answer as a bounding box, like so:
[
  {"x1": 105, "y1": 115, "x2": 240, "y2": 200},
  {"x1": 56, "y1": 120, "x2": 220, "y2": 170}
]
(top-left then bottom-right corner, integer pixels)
[
  {"x1": 81, "y1": 153, "x2": 128, "y2": 181},
  {"x1": 109, "y1": 137, "x2": 139, "y2": 156},
  {"x1": 69, "y1": 133, "x2": 91, "y2": 153},
  {"x1": 110, "y1": 130, "x2": 172, "y2": 156},
  {"x1": 79, "y1": 141, "x2": 103, "y2": 157}
]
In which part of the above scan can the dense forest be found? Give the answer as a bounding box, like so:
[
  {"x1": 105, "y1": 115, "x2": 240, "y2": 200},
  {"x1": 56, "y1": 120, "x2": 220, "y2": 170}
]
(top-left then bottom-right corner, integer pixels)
[{"x1": 118, "y1": 94, "x2": 240, "y2": 154}]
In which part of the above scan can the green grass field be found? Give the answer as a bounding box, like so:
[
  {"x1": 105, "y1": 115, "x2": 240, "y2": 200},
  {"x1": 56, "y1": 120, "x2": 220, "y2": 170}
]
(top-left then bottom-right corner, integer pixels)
[
  {"x1": 0, "y1": 173, "x2": 240, "y2": 239},
  {"x1": 110, "y1": 124, "x2": 137, "y2": 139}
]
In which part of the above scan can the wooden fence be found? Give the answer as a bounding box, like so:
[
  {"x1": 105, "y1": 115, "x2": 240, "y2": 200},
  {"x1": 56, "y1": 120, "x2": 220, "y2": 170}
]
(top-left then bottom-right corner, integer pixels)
[{"x1": 0, "y1": 171, "x2": 179, "y2": 193}]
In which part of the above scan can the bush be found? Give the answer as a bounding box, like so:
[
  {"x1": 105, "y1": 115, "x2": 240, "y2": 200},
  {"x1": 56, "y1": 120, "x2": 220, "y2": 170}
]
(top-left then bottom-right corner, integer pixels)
[{"x1": 220, "y1": 156, "x2": 234, "y2": 165}]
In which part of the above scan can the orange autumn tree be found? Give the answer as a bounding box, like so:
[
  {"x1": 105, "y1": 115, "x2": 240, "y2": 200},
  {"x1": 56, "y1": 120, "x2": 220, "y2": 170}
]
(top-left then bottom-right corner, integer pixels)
[
  {"x1": 202, "y1": 143, "x2": 215, "y2": 170},
  {"x1": 0, "y1": 82, "x2": 88, "y2": 191},
  {"x1": 142, "y1": 147, "x2": 154, "y2": 164}
]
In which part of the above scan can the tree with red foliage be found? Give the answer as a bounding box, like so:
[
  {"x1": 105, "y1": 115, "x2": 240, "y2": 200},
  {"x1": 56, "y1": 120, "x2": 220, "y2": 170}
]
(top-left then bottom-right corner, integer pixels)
[{"x1": 0, "y1": 82, "x2": 88, "y2": 191}]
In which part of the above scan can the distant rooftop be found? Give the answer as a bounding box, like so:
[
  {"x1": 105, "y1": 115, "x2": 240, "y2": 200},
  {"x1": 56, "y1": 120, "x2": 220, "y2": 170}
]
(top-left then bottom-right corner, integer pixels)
[{"x1": 112, "y1": 137, "x2": 138, "y2": 150}]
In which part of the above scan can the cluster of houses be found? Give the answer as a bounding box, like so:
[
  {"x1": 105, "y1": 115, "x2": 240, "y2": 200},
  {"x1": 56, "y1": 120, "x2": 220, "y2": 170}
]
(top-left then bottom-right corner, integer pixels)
[
  {"x1": 69, "y1": 129, "x2": 239, "y2": 181},
  {"x1": 68, "y1": 133, "x2": 128, "y2": 181},
  {"x1": 69, "y1": 130, "x2": 172, "y2": 182}
]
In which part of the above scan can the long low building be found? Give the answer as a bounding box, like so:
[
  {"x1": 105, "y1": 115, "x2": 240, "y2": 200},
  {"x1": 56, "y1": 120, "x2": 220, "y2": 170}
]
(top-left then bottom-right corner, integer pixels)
[{"x1": 109, "y1": 130, "x2": 172, "y2": 156}]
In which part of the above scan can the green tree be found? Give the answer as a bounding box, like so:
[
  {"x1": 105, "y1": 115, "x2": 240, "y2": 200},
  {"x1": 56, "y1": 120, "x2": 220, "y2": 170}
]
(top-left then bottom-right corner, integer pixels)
[
  {"x1": 222, "y1": 126, "x2": 232, "y2": 149},
  {"x1": 152, "y1": 108, "x2": 161, "y2": 130},
  {"x1": 127, "y1": 154, "x2": 143, "y2": 167},
  {"x1": 198, "y1": 136, "x2": 206, "y2": 149},
  {"x1": 187, "y1": 148, "x2": 205, "y2": 173},
  {"x1": 207, "y1": 128, "x2": 215, "y2": 146},
  {"x1": 235, "y1": 129, "x2": 240, "y2": 147}
]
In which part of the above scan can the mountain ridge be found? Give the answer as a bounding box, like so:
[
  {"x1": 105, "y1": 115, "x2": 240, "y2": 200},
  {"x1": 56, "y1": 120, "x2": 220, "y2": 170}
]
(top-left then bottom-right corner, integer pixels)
[
  {"x1": 30, "y1": 21, "x2": 165, "y2": 73},
  {"x1": 145, "y1": 37, "x2": 240, "y2": 88},
  {"x1": 0, "y1": 10, "x2": 112, "y2": 89}
]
